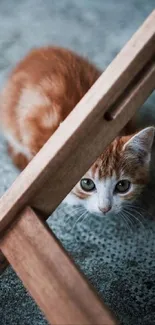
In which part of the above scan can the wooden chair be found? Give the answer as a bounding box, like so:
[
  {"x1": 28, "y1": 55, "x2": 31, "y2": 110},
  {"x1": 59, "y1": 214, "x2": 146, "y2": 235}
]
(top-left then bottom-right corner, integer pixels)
[{"x1": 0, "y1": 10, "x2": 155, "y2": 325}]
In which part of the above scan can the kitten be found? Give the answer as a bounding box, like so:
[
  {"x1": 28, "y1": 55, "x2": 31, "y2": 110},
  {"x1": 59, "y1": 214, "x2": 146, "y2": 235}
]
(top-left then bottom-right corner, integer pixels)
[{"x1": 0, "y1": 46, "x2": 153, "y2": 216}]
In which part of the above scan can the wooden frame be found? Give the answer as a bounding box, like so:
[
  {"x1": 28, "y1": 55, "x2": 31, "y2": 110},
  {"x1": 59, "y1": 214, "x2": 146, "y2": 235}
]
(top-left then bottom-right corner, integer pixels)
[{"x1": 0, "y1": 11, "x2": 155, "y2": 325}]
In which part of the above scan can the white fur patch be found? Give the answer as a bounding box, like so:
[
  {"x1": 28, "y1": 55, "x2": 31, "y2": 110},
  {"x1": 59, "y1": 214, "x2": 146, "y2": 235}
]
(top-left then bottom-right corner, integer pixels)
[
  {"x1": 4, "y1": 131, "x2": 32, "y2": 159},
  {"x1": 63, "y1": 192, "x2": 82, "y2": 206},
  {"x1": 96, "y1": 177, "x2": 114, "y2": 210},
  {"x1": 17, "y1": 87, "x2": 57, "y2": 130},
  {"x1": 17, "y1": 87, "x2": 50, "y2": 117}
]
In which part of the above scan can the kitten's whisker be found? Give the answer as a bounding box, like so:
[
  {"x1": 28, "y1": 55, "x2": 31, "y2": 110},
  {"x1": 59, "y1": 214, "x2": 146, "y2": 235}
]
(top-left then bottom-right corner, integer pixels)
[
  {"x1": 125, "y1": 203, "x2": 152, "y2": 218},
  {"x1": 72, "y1": 206, "x2": 84, "y2": 213},
  {"x1": 123, "y1": 209, "x2": 135, "y2": 226},
  {"x1": 71, "y1": 210, "x2": 87, "y2": 231},
  {"x1": 81, "y1": 212, "x2": 89, "y2": 224},
  {"x1": 120, "y1": 212, "x2": 132, "y2": 232},
  {"x1": 124, "y1": 205, "x2": 144, "y2": 217},
  {"x1": 125, "y1": 215, "x2": 135, "y2": 230},
  {"x1": 126, "y1": 204, "x2": 146, "y2": 213},
  {"x1": 130, "y1": 208, "x2": 146, "y2": 222},
  {"x1": 122, "y1": 209, "x2": 139, "y2": 231},
  {"x1": 65, "y1": 207, "x2": 84, "y2": 223},
  {"x1": 126, "y1": 204, "x2": 151, "y2": 222},
  {"x1": 124, "y1": 205, "x2": 154, "y2": 236},
  {"x1": 131, "y1": 208, "x2": 153, "y2": 234},
  {"x1": 65, "y1": 214, "x2": 75, "y2": 223},
  {"x1": 123, "y1": 209, "x2": 145, "y2": 229}
]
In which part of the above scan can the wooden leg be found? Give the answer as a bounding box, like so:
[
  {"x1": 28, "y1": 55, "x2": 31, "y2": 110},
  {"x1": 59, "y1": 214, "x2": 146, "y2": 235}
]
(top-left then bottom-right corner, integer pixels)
[
  {"x1": 0, "y1": 207, "x2": 116, "y2": 325},
  {"x1": 0, "y1": 250, "x2": 8, "y2": 274}
]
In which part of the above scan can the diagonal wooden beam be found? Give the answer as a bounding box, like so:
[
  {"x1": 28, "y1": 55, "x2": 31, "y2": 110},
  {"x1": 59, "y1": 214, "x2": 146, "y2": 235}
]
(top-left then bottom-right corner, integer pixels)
[{"x1": 0, "y1": 207, "x2": 116, "y2": 325}]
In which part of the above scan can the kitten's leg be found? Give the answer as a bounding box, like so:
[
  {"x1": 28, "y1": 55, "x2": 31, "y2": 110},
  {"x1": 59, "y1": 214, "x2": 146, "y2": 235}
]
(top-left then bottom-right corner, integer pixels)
[{"x1": 7, "y1": 144, "x2": 30, "y2": 170}]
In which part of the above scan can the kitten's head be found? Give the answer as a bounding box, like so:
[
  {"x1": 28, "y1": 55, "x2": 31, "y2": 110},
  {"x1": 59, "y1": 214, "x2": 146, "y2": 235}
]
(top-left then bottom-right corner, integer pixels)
[{"x1": 65, "y1": 127, "x2": 155, "y2": 216}]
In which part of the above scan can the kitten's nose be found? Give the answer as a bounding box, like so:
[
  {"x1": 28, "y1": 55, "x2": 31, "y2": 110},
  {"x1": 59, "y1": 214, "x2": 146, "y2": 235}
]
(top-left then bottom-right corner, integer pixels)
[{"x1": 99, "y1": 205, "x2": 111, "y2": 214}]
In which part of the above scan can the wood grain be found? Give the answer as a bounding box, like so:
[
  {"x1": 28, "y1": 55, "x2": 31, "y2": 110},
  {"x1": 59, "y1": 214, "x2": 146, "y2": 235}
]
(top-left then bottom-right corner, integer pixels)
[
  {"x1": 0, "y1": 11, "x2": 154, "y2": 234},
  {"x1": 0, "y1": 207, "x2": 116, "y2": 325}
]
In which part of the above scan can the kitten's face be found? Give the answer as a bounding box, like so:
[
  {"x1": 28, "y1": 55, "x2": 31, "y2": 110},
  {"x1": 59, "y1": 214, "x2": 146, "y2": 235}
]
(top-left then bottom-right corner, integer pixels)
[{"x1": 64, "y1": 127, "x2": 154, "y2": 216}]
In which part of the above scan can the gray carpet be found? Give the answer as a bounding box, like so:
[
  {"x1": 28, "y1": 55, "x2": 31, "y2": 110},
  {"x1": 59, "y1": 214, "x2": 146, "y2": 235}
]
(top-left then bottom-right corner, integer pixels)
[{"x1": 0, "y1": 1, "x2": 155, "y2": 324}]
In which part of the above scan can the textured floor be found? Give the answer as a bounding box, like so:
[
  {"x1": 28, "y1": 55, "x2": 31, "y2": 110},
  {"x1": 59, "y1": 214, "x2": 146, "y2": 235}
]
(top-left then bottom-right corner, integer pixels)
[{"x1": 0, "y1": 1, "x2": 155, "y2": 325}]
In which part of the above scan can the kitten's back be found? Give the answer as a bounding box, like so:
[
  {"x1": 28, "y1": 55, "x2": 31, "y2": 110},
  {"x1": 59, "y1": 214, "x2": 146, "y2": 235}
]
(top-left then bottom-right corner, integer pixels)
[{"x1": 0, "y1": 47, "x2": 101, "y2": 168}]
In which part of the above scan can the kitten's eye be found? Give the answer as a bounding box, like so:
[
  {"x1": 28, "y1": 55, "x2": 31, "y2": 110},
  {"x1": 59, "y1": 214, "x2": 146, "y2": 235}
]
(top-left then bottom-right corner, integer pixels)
[
  {"x1": 80, "y1": 178, "x2": 96, "y2": 192},
  {"x1": 115, "y1": 180, "x2": 131, "y2": 193}
]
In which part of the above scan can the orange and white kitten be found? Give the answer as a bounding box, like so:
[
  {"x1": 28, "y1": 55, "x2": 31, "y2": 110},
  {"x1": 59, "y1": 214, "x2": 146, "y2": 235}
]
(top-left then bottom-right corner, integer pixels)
[
  {"x1": 65, "y1": 127, "x2": 154, "y2": 215},
  {"x1": 0, "y1": 46, "x2": 154, "y2": 216}
]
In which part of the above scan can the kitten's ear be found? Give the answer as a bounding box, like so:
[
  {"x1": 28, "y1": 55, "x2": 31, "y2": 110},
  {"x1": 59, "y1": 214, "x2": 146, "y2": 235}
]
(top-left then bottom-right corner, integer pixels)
[{"x1": 123, "y1": 126, "x2": 155, "y2": 163}]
